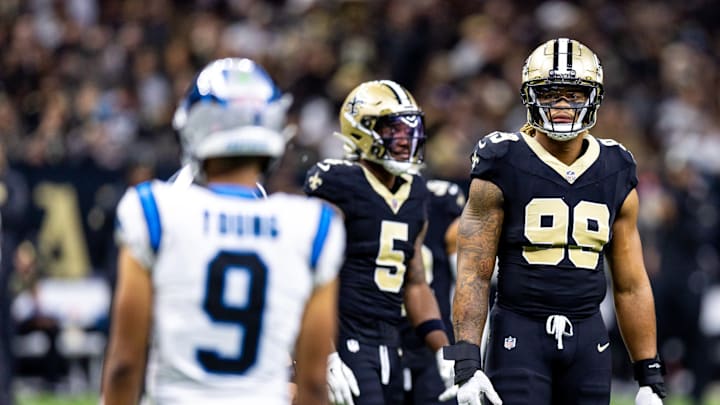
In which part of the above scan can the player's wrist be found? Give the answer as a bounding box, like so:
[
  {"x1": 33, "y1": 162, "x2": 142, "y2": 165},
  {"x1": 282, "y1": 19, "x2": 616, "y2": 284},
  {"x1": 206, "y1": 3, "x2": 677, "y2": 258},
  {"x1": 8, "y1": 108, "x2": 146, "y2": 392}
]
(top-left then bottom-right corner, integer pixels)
[
  {"x1": 416, "y1": 318, "x2": 445, "y2": 340},
  {"x1": 417, "y1": 318, "x2": 449, "y2": 351},
  {"x1": 443, "y1": 340, "x2": 482, "y2": 385},
  {"x1": 633, "y1": 356, "x2": 667, "y2": 398}
]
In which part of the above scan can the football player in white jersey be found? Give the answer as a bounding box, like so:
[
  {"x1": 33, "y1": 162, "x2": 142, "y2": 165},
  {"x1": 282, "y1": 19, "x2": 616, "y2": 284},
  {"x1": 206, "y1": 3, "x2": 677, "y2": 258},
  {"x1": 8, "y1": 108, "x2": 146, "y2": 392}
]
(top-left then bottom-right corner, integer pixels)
[{"x1": 101, "y1": 58, "x2": 345, "y2": 405}]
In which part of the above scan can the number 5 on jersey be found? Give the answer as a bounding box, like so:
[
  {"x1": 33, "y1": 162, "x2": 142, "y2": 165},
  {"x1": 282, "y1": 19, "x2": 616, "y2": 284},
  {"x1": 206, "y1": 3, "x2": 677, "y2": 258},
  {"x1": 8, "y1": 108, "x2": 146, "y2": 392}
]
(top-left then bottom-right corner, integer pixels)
[{"x1": 374, "y1": 220, "x2": 408, "y2": 293}]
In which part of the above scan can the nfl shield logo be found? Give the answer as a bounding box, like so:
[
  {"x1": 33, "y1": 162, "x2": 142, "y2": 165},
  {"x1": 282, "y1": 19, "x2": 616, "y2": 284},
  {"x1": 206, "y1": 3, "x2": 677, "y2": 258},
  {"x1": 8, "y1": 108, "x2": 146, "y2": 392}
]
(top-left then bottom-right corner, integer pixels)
[{"x1": 504, "y1": 336, "x2": 517, "y2": 350}]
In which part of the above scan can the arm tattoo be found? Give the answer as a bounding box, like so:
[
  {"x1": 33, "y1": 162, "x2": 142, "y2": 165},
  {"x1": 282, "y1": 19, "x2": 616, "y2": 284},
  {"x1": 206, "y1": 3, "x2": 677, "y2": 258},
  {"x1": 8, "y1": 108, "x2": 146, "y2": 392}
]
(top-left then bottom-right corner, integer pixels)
[{"x1": 453, "y1": 179, "x2": 503, "y2": 345}]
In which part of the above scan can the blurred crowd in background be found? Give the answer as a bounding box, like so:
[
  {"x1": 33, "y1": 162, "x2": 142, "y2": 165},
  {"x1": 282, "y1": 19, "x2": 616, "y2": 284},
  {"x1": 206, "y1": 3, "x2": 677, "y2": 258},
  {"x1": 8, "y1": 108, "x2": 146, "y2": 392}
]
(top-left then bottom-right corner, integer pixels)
[{"x1": 1, "y1": 0, "x2": 720, "y2": 403}]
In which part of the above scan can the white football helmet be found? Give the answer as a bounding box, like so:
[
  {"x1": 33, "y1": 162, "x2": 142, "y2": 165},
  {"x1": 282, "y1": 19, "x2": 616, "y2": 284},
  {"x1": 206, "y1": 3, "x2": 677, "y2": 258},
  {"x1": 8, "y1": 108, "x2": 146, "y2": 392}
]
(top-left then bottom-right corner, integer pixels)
[
  {"x1": 337, "y1": 80, "x2": 426, "y2": 175},
  {"x1": 172, "y1": 58, "x2": 293, "y2": 180},
  {"x1": 520, "y1": 38, "x2": 604, "y2": 141}
]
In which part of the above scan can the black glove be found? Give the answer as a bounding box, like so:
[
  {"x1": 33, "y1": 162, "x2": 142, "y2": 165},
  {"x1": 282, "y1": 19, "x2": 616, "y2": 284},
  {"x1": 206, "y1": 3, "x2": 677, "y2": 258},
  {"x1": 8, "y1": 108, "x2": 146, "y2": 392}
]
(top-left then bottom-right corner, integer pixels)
[
  {"x1": 633, "y1": 357, "x2": 667, "y2": 399},
  {"x1": 443, "y1": 340, "x2": 482, "y2": 385}
]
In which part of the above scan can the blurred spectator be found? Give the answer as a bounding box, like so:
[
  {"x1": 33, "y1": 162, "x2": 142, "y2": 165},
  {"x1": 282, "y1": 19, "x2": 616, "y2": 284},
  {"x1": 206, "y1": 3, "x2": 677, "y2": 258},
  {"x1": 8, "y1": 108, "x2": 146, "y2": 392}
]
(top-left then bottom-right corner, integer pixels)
[
  {"x1": 0, "y1": 140, "x2": 30, "y2": 405},
  {"x1": 10, "y1": 240, "x2": 67, "y2": 392}
]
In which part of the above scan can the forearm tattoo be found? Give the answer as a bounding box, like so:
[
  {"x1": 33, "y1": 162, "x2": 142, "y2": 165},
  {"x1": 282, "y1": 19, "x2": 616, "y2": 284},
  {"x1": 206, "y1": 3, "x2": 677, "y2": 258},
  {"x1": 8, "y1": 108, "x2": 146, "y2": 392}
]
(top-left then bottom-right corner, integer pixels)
[{"x1": 453, "y1": 180, "x2": 503, "y2": 344}]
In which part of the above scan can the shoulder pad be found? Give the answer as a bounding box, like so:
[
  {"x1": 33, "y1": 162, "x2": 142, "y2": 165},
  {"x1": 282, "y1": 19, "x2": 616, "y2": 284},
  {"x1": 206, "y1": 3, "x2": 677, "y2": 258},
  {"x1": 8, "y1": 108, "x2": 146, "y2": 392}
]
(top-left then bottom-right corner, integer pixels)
[
  {"x1": 472, "y1": 131, "x2": 520, "y2": 160},
  {"x1": 470, "y1": 131, "x2": 521, "y2": 178},
  {"x1": 314, "y1": 158, "x2": 357, "y2": 173},
  {"x1": 303, "y1": 159, "x2": 359, "y2": 200},
  {"x1": 427, "y1": 179, "x2": 466, "y2": 211},
  {"x1": 426, "y1": 179, "x2": 464, "y2": 199},
  {"x1": 595, "y1": 137, "x2": 636, "y2": 164}
]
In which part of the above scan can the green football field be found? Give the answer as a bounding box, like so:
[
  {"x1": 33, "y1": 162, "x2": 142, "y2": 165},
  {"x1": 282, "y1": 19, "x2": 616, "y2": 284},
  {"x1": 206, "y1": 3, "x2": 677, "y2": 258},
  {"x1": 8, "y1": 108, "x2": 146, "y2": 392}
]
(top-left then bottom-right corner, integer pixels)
[{"x1": 17, "y1": 392, "x2": 96, "y2": 405}]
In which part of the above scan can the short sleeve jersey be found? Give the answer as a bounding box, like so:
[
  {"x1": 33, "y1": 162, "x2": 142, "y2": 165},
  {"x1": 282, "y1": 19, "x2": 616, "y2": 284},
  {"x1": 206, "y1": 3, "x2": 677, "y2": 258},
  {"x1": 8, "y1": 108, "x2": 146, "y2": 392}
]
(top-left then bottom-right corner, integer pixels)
[
  {"x1": 469, "y1": 131, "x2": 637, "y2": 319},
  {"x1": 303, "y1": 159, "x2": 429, "y2": 345},
  {"x1": 115, "y1": 181, "x2": 345, "y2": 404}
]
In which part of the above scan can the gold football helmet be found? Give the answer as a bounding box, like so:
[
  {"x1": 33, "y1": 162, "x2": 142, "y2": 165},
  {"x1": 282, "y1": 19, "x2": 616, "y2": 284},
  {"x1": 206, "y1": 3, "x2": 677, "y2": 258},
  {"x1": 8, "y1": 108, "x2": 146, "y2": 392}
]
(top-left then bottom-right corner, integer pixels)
[
  {"x1": 520, "y1": 38, "x2": 604, "y2": 141},
  {"x1": 337, "y1": 80, "x2": 425, "y2": 175}
]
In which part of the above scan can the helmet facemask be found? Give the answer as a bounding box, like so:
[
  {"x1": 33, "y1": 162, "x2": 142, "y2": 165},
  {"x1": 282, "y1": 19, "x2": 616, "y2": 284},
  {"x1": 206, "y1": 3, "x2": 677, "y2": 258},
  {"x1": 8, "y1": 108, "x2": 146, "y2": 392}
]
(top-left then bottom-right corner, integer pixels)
[
  {"x1": 522, "y1": 82, "x2": 602, "y2": 141},
  {"x1": 372, "y1": 113, "x2": 426, "y2": 175}
]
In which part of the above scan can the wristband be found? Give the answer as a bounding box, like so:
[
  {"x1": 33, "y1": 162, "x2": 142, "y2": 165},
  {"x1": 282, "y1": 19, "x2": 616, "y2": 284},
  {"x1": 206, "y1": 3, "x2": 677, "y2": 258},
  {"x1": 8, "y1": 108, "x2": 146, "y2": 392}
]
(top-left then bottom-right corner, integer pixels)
[
  {"x1": 415, "y1": 319, "x2": 445, "y2": 341},
  {"x1": 443, "y1": 340, "x2": 482, "y2": 385},
  {"x1": 633, "y1": 357, "x2": 667, "y2": 398}
]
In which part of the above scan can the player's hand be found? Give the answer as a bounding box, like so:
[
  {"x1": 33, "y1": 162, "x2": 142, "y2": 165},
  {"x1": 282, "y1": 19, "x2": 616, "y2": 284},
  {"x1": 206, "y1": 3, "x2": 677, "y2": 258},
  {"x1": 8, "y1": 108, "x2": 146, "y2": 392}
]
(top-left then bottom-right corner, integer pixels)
[
  {"x1": 436, "y1": 348, "x2": 455, "y2": 390},
  {"x1": 439, "y1": 370, "x2": 502, "y2": 405},
  {"x1": 327, "y1": 352, "x2": 360, "y2": 405},
  {"x1": 635, "y1": 386, "x2": 663, "y2": 405}
]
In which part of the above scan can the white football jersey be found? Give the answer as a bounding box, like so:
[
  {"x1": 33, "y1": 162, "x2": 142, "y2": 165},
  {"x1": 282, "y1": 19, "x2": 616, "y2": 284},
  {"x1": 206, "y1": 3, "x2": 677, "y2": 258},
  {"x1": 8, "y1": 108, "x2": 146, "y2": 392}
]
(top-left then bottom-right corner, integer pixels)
[
  {"x1": 115, "y1": 181, "x2": 345, "y2": 405},
  {"x1": 167, "y1": 164, "x2": 195, "y2": 188}
]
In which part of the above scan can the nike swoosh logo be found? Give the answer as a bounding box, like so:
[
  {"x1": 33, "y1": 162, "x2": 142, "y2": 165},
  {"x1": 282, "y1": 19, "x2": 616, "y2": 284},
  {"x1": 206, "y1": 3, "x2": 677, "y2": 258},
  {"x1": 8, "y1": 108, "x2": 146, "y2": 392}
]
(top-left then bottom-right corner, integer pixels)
[{"x1": 597, "y1": 342, "x2": 610, "y2": 352}]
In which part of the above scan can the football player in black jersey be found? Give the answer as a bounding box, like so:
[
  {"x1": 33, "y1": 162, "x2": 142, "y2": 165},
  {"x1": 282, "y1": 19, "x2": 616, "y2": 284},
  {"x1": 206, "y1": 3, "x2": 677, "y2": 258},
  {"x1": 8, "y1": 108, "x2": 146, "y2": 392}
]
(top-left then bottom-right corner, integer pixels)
[
  {"x1": 303, "y1": 80, "x2": 455, "y2": 405},
  {"x1": 401, "y1": 179, "x2": 465, "y2": 405},
  {"x1": 443, "y1": 38, "x2": 665, "y2": 405}
]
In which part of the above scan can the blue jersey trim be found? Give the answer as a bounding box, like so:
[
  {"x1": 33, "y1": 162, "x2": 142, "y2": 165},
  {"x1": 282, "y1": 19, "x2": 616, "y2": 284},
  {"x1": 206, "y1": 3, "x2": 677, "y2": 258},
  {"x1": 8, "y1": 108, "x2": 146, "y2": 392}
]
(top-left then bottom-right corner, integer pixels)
[
  {"x1": 136, "y1": 182, "x2": 162, "y2": 253},
  {"x1": 310, "y1": 204, "x2": 334, "y2": 271},
  {"x1": 208, "y1": 183, "x2": 262, "y2": 199}
]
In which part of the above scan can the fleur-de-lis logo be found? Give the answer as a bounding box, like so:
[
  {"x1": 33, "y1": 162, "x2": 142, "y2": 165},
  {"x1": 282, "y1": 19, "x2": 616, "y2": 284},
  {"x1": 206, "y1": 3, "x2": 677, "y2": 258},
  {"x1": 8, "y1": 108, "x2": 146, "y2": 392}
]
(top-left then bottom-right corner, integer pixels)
[
  {"x1": 346, "y1": 96, "x2": 364, "y2": 116},
  {"x1": 308, "y1": 172, "x2": 323, "y2": 190}
]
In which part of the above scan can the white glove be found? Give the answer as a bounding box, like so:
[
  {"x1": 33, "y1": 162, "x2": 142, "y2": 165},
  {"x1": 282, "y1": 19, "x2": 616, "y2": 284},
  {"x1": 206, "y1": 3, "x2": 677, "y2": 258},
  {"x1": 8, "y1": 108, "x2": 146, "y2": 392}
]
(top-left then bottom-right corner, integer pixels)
[
  {"x1": 436, "y1": 348, "x2": 455, "y2": 390},
  {"x1": 439, "y1": 370, "x2": 502, "y2": 405},
  {"x1": 635, "y1": 386, "x2": 663, "y2": 405},
  {"x1": 327, "y1": 352, "x2": 360, "y2": 405}
]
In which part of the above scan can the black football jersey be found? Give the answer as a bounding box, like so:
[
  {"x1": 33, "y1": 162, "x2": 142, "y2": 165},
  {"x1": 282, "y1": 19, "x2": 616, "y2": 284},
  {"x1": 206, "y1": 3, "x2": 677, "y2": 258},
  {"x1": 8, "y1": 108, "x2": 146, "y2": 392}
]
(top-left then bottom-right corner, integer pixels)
[
  {"x1": 401, "y1": 179, "x2": 465, "y2": 350},
  {"x1": 470, "y1": 131, "x2": 637, "y2": 319},
  {"x1": 303, "y1": 159, "x2": 429, "y2": 345}
]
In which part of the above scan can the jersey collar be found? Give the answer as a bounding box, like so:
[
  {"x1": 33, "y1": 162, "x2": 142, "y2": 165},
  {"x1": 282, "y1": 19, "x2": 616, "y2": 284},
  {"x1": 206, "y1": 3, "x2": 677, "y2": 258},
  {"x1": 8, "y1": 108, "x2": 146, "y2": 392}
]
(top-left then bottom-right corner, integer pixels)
[
  {"x1": 522, "y1": 133, "x2": 600, "y2": 184},
  {"x1": 207, "y1": 183, "x2": 262, "y2": 199}
]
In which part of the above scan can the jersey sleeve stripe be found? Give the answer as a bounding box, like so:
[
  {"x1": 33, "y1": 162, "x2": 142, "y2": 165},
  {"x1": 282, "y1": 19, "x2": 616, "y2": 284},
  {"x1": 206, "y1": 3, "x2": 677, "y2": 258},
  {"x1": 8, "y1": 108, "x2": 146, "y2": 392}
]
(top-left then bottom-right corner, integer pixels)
[
  {"x1": 310, "y1": 204, "x2": 334, "y2": 271},
  {"x1": 136, "y1": 182, "x2": 162, "y2": 253}
]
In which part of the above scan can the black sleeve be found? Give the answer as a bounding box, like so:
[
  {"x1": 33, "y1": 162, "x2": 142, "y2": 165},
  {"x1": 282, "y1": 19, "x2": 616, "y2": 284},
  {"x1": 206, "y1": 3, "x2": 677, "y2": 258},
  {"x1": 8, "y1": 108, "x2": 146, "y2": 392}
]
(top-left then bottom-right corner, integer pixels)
[{"x1": 303, "y1": 160, "x2": 354, "y2": 208}]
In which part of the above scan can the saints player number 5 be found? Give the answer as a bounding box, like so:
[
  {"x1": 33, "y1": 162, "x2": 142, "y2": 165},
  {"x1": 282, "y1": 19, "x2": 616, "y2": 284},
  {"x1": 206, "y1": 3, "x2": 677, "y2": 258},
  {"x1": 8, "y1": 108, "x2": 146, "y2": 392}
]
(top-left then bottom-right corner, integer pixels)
[
  {"x1": 198, "y1": 251, "x2": 268, "y2": 374},
  {"x1": 374, "y1": 220, "x2": 408, "y2": 293}
]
